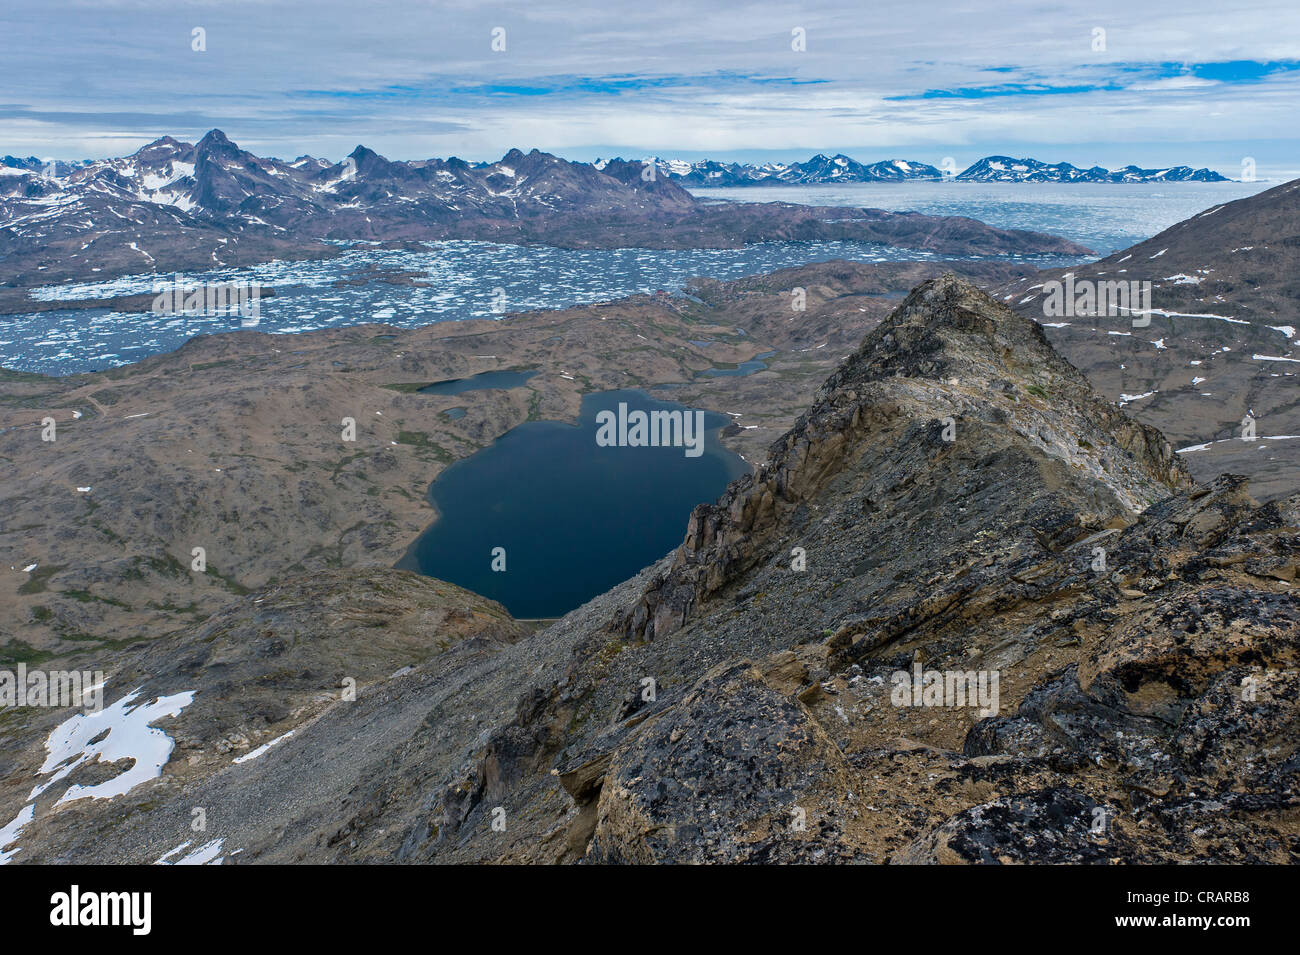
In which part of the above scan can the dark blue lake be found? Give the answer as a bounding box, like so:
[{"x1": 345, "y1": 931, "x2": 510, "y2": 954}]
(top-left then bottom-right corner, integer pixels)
[
  {"x1": 418, "y1": 369, "x2": 537, "y2": 395},
  {"x1": 398, "y1": 389, "x2": 749, "y2": 618}
]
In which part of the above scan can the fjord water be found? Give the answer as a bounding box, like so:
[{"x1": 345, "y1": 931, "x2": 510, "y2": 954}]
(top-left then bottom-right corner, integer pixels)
[
  {"x1": 3, "y1": 237, "x2": 1073, "y2": 376},
  {"x1": 399, "y1": 390, "x2": 749, "y2": 618},
  {"x1": 5, "y1": 181, "x2": 1273, "y2": 376},
  {"x1": 692, "y1": 180, "x2": 1274, "y2": 257}
]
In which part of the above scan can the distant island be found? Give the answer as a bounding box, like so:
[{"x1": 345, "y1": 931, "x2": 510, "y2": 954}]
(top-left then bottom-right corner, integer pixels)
[{"x1": 602, "y1": 153, "x2": 1232, "y2": 186}]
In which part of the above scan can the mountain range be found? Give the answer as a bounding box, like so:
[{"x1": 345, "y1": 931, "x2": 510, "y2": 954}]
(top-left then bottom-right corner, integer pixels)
[
  {"x1": 0, "y1": 132, "x2": 1294, "y2": 865},
  {"x1": 0, "y1": 132, "x2": 1088, "y2": 300},
  {"x1": 617, "y1": 154, "x2": 946, "y2": 186},
  {"x1": 593, "y1": 153, "x2": 1230, "y2": 186},
  {"x1": 956, "y1": 156, "x2": 1230, "y2": 183}
]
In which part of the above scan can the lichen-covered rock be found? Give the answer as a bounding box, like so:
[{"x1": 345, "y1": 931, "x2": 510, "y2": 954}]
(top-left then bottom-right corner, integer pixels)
[
  {"x1": 895, "y1": 787, "x2": 1145, "y2": 864},
  {"x1": 587, "y1": 662, "x2": 865, "y2": 863}
]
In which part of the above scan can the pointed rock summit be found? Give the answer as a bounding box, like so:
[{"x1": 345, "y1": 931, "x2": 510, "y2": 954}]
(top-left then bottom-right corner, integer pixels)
[
  {"x1": 620, "y1": 275, "x2": 1191, "y2": 643},
  {"x1": 194, "y1": 128, "x2": 233, "y2": 152}
]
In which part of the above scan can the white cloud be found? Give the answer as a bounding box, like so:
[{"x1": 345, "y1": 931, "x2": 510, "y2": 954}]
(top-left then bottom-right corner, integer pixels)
[{"x1": 0, "y1": 0, "x2": 1298, "y2": 162}]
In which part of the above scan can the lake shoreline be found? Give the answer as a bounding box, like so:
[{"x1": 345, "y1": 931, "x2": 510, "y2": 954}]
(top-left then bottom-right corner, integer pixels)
[{"x1": 396, "y1": 387, "x2": 752, "y2": 619}]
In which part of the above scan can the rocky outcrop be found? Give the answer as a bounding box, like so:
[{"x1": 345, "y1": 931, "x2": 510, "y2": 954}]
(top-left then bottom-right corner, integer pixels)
[
  {"x1": 4, "y1": 276, "x2": 1294, "y2": 865},
  {"x1": 617, "y1": 275, "x2": 1193, "y2": 643},
  {"x1": 587, "y1": 662, "x2": 864, "y2": 863}
]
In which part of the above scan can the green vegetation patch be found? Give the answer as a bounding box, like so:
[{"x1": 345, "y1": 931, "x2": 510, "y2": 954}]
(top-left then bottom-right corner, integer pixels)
[
  {"x1": 0, "y1": 639, "x2": 56, "y2": 666},
  {"x1": 60, "y1": 589, "x2": 132, "y2": 610},
  {"x1": 18, "y1": 563, "x2": 62, "y2": 595},
  {"x1": 396, "y1": 431, "x2": 454, "y2": 463}
]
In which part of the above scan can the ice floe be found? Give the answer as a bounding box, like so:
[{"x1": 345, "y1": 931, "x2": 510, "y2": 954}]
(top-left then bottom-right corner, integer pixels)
[{"x1": 3, "y1": 239, "x2": 1084, "y2": 376}]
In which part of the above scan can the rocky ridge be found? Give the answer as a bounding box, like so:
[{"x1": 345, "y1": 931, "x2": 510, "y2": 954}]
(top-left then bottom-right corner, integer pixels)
[{"x1": 3, "y1": 276, "x2": 1295, "y2": 864}]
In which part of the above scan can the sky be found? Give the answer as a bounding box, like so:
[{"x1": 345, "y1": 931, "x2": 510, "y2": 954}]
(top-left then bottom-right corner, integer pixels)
[{"x1": 2, "y1": 0, "x2": 1299, "y2": 177}]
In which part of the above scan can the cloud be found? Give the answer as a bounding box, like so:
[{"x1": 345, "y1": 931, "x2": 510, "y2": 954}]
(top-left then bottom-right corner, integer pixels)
[{"x1": 1, "y1": 0, "x2": 1298, "y2": 164}]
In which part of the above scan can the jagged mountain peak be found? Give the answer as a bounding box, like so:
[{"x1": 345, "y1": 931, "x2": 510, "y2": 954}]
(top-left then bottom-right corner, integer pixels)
[
  {"x1": 347, "y1": 143, "x2": 389, "y2": 164},
  {"x1": 132, "y1": 135, "x2": 191, "y2": 156},
  {"x1": 619, "y1": 275, "x2": 1190, "y2": 642},
  {"x1": 192, "y1": 129, "x2": 248, "y2": 170},
  {"x1": 836, "y1": 272, "x2": 1060, "y2": 377},
  {"x1": 344, "y1": 144, "x2": 394, "y2": 176},
  {"x1": 827, "y1": 274, "x2": 1098, "y2": 402},
  {"x1": 828, "y1": 275, "x2": 1187, "y2": 486},
  {"x1": 196, "y1": 128, "x2": 232, "y2": 146}
]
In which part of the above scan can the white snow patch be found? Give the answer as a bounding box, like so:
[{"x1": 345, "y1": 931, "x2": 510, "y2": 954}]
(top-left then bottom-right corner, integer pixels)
[
  {"x1": 157, "y1": 838, "x2": 225, "y2": 865},
  {"x1": 0, "y1": 805, "x2": 35, "y2": 865},
  {"x1": 1118, "y1": 391, "x2": 1157, "y2": 406},
  {"x1": 1114, "y1": 306, "x2": 1248, "y2": 325},
  {"x1": 0, "y1": 687, "x2": 194, "y2": 863},
  {"x1": 33, "y1": 687, "x2": 195, "y2": 806},
  {"x1": 232, "y1": 730, "x2": 296, "y2": 765}
]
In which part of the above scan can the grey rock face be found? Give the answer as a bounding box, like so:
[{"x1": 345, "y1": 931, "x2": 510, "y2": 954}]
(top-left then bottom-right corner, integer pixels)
[{"x1": 4, "y1": 277, "x2": 1295, "y2": 865}]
